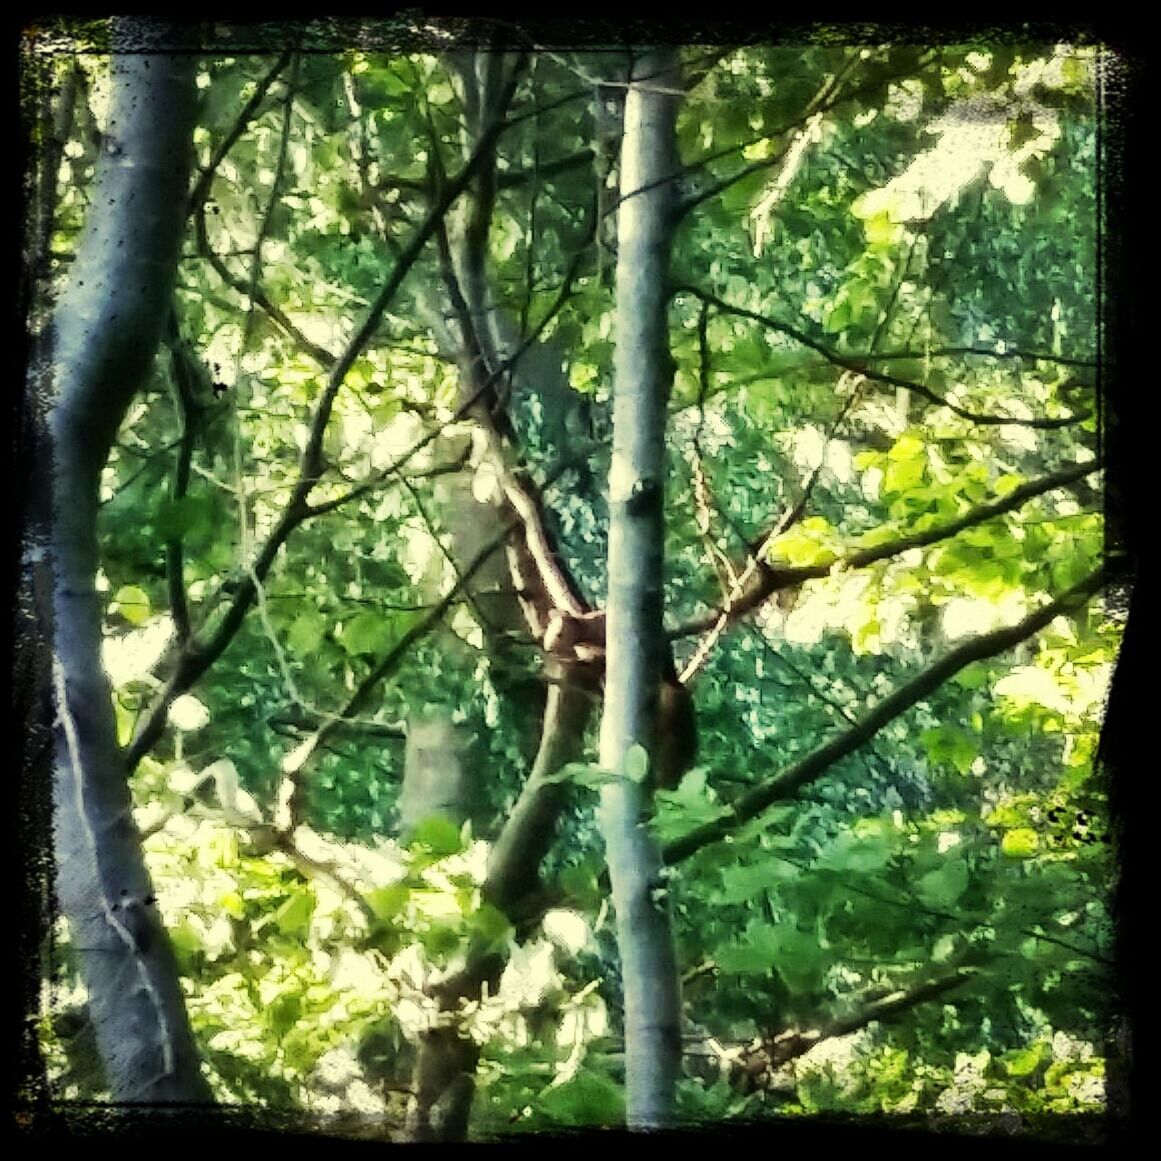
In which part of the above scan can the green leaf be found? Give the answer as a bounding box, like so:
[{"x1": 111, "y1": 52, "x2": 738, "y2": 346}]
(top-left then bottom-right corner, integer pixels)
[
  {"x1": 367, "y1": 883, "x2": 410, "y2": 922},
  {"x1": 952, "y1": 666, "x2": 989, "y2": 691},
  {"x1": 865, "y1": 211, "x2": 903, "y2": 246},
  {"x1": 1001, "y1": 827, "x2": 1040, "y2": 859},
  {"x1": 915, "y1": 858, "x2": 970, "y2": 909},
  {"x1": 853, "y1": 617, "x2": 881, "y2": 654},
  {"x1": 883, "y1": 456, "x2": 925, "y2": 496},
  {"x1": 767, "y1": 528, "x2": 837, "y2": 568},
  {"x1": 113, "y1": 584, "x2": 151, "y2": 625},
  {"x1": 365, "y1": 923, "x2": 403, "y2": 958},
  {"x1": 624, "y1": 744, "x2": 650, "y2": 783},
  {"x1": 154, "y1": 494, "x2": 215, "y2": 542},
  {"x1": 169, "y1": 920, "x2": 205, "y2": 968},
  {"x1": 339, "y1": 611, "x2": 389, "y2": 656},
  {"x1": 820, "y1": 830, "x2": 892, "y2": 874},
  {"x1": 266, "y1": 993, "x2": 302, "y2": 1038},
  {"x1": 1001, "y1": 1042, "x2": 1046, "y2": 1077},
  {"x1": 287, "y1": 612, "x2": 326, "y2": 656},
  {"x1": 409, "y1": 814, "x2": 464, "y2": 856},
  {"x1": 887, "y1": 434, "x2": 925, "y2": 462},
  {"x1": 466, "y1": 902, "x2": 511, "y2": 950},
  {"x1": 824, "y1": 299, "x2": 852, "y2": 335},
  {"x1": 717, "y1": 938, "x2": 777, "y2": 975},
  {"x1": 559, "y1": 863, "x2": 603, "y2": 911},
  {"x1": 538, "y1": 1068, "x2": 624, "y2": 1126},
  {"x1": 420, "y1": 919, "x2": 463, "y2": 961},
  {"x1": 273, "y1": 889, "x2": 316, "y2": 937},
  {"x1": 218, "y1": 889, "x2": 245, "y2": 919},
  {"x1": 719, "y1": 862, "x2": 778, "y2": 904},
  {"x1": 770, "y1": 926, "x2": 824, "y2": 995},
  {"x1": 919, "y1": 726, "x2": 978, "y2": 774}
]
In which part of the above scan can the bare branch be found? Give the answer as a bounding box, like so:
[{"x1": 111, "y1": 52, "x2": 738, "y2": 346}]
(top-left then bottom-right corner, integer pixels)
[
  {"x1": 303, "y1": 444, "x2": 470, "y2": 521},
  {"x1": 865, "y1": 346, "x2": 1099, "y2": 369},
  {"x1": 672, "y1": 283, "x2": 1092, "y2": 430},
  {"x1": 762, "y1": 969, "x2": 980, "y2": 1071},
  {"x1": 662, "y1": 566, "x2": 1111, "y2": 865},
  {"x1": 186, "y1": 52, "x2": 294, "y2": 218},
  {"x1": 676, "y1": 459, "x2": 1099, "y2": 641},
  {"x1": 161, "y1": 314, "x2": 200, "y2": 643},
  {"x1": 192, "y1": 209, "x2": 339, "y2": 368},
  {"x1": 497, "y1": 147, "x2": 595, "y2": 188}
]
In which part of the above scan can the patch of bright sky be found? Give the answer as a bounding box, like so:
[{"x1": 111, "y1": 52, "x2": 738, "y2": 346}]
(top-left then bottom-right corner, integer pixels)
[
  {"x1": 102, "y1": 615, "x2": 174, "y2": 688},
  {"x1": 940, "y1": 592, "x2": 1029, "y2": 641},
  {"x1": 785, "y1": 424, "x2": 855, "y2": 484},
  {"x1": 855, "y1": 72, "x2": 1063, "y2": 225}
]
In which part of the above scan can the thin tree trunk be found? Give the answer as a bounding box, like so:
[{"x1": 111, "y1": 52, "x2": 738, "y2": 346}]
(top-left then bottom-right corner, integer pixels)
[
  {"x1": 28, "y1": 25, "x2": 210, "y2": 1102},
  {"x1": 407, "y1": 662, "x2": 593, "y2": 1140},
  {"x1": 597, "y1": 47, "x2": 684, "y2": 1129},
  {"x1": 397, "y1": 53, "x2": 609, "y2": 1137}
]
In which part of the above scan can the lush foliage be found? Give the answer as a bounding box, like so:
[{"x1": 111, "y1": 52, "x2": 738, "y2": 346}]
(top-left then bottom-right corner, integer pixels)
[{"x1": 34, "y1": 33, "x2": 1120, "y2": 1139}]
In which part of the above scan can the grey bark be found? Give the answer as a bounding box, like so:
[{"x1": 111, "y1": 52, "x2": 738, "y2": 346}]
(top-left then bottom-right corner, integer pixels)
[
  {"x1": 399, "y1": 710, "x2": 479, "y2": 839},
  {"x1": 597, "y1": 48, "x2": 684, "y2": 1129},
  {"x1": 406, "y1": 658, "x2": 594, "y2": 1141},
  {"x1": 400, "y1": 706, "x2": 482, "y2": 1142},
  {"x1": 484, "y1": 658, "x2": 595, "y2": 913},
  {"x1": 401, "y1": 51, "x2": 604, "y2": 1137},
  {"x1": 29, "y1": 31, "x2": 211, "y2": 1102}
]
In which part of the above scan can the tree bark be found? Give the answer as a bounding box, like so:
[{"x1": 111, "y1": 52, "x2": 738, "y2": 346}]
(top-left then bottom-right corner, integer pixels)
[
  {"x1": 597, "y1": 47, "x2": 684, "y2": 1129},
  {"x1": 398, "y1": 52, "x2": 603, "y2": 1138},
  {"x1": 28, "y1": 26, "x2": 211, "y2": 1102},
  {"x1": 408, "y1": 660, "x2": 594, "y2": 1140}
]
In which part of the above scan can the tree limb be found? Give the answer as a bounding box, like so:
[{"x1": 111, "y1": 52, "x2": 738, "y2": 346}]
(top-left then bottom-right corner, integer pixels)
[
  {"x1": 186, "y1": 52, "x2": 293, "y2": 218},
  {"x1": 672, "y1": 283, "x2": 1092, "y2": 430},
  {"x1": 662, "y1": 566, "x2": 1111, "y2": 865},
  {"x1": 674, "y1": 459, "x2": 1100, "y2": 640},
  {"x1": 725, "y1": 967, "x2": 980, "y2": 1084},
  {"x1": 161, "y1": 314, "x2": 200, "y2": 643},
  {"x1": 126, "y1": 102, "x2": 528, "y2": 771}
]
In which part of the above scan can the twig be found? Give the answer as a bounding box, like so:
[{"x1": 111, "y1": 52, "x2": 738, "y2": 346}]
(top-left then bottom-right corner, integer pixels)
[
  {"x1": 672, "y1": 283, "x2": 1091, "y2": 430},
  {"x1": 662, "y1": 566, "x2": 1112, "y2": 864}
]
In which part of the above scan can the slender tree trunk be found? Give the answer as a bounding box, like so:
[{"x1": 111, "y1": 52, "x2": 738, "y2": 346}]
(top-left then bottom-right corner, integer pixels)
[
  {"x1": 406, "y1": 663, "x2": 593, "y2": 1140},
  {"x1": 597, "y1": 47, "x2": 684, "y2": 1129},
  {"x1": 398, "y1": 51, "x2": 603, "y2": 1139},
  {"x1": 27, "y1": 26, "x2": 211, "y2": 1102}
]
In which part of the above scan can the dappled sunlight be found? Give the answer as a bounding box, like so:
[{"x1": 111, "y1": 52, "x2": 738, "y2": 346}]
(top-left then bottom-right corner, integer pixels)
[{"x1": 32, "y1": 28, "x2": 1121, "y2": 1140}]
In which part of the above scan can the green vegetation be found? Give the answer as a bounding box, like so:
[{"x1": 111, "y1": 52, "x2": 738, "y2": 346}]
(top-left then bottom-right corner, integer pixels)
[{"x1": 27, "y1": 28, "x2": 1123, "y2": 1142}]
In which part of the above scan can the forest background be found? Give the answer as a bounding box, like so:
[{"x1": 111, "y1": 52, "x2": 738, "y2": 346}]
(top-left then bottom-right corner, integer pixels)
[{"x1": 14, "y1": 17, "x2": 1149, "y2": 1147}]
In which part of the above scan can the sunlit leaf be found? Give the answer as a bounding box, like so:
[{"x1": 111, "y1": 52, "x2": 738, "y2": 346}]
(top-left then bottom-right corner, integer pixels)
[
  {"x1": 1001, "y1": 828, "x2": 1040, "y2": 859},
  {"x1": 112, "y1": 584, "x2": 151, "y2": 625},
  {"x1": 273, "y1": 890, "x2": 315, "y2": 936}
]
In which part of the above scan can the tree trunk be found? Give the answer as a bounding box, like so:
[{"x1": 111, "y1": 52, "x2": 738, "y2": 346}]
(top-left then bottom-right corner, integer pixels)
[
  {"x1": 406, "y1": 661, "x2": 593, "y2": 1140},
  {"x1": 28, "y1": 26, "x2": 211, "y2": 1102},
  {"x1": 597, "y1": 47, "x2": 684, "y2": 1129}
]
